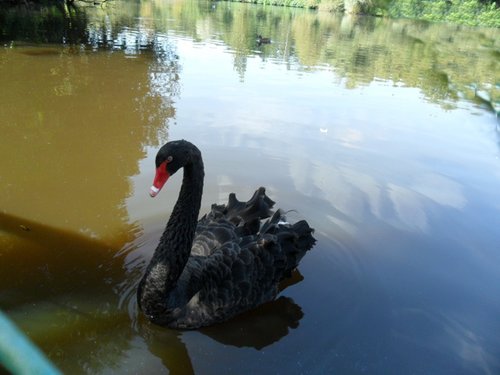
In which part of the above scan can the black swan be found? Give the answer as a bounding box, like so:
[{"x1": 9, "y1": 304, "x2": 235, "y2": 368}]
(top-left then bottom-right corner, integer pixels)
[{"x1": 137, "y1": 140, "x2": 316, "y2": 329}]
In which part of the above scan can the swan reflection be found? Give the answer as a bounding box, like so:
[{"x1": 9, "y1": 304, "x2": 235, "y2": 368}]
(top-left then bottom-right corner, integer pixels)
[
  {"x1": 140, "y1": 280, "x2": 305, "y2": 373},
  {"x1": 201, "y1": 295, "x2": 303, "y2": 350}
]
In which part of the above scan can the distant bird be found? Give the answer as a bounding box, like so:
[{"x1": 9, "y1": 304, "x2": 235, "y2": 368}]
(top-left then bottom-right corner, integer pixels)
[{"x1": 256, "y1": 35, "x2": 271, "y2": 46}]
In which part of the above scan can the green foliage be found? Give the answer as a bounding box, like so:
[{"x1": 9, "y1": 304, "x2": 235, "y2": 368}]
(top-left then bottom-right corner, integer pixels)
[
  {"x1": 3, "y1": 0, "x2": 497, "y2": 27},
  {"x1": 223, "y1": 0, "x2": 500, "y2": 26},
  {"x1": 388, "y1": 0, "x2": 500, "y2": 27}
]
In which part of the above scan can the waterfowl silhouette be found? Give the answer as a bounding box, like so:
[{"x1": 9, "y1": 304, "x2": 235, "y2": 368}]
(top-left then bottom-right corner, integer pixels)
[{"x1": 137, "y1": 140, "x2": 315, "y2": 329}]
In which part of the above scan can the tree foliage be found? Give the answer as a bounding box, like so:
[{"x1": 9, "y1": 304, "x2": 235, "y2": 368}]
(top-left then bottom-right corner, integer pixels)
[{"x1": 222, "y1": 0, "x2": 500, "y2": 27}]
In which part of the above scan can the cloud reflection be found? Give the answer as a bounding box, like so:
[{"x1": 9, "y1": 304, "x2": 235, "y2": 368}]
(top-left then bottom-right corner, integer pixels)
[{"x1": 392, "y1": 308, "x2": 499, "y2": 375}]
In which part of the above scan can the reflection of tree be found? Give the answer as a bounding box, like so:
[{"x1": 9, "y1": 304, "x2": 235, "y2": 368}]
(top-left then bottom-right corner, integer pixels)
[
  {"x1": 0, "y1": 2, "x2": 88, "y2": 44},
  {"x1": 2, "y1": 0, "x2": 498, "y2": 111},
  {"x1": 0, "y1": 4, "x2": 181, "y2": 372},
  {"x1": 0, "y1": 28, "x2": 180, "y2": 237},
  {"x1": 160, "y1": 0, "x2": 498, "y2": 112},
  {"x1": 289, "y1": 13, "x2": 497, "y2": 109},
  {"x1": 157, "y1": 0, "x2": 497, "y2": 111}
]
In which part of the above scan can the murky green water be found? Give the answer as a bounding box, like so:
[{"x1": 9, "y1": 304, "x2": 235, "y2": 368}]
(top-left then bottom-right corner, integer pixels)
[{"x1": 1, "y1": 0, "x2": 499, "y2": 373}]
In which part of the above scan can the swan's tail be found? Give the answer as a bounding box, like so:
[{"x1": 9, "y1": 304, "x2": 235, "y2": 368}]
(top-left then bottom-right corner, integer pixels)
[
  {"x1": 226, "y1": 186, "x2": 275, "y2": 224},
  {"x1": 262, "y1": 209, "x2": 316, "y2": 276},
  {"x1": 225, "y1": 187, "x2": 316, "y2": 274},
  {"x1": 205, "y1": 186, "x2": 275, "y2": 236},
  {"x1": 200, "y1": 187, "x2": 315, "y2": 273}
]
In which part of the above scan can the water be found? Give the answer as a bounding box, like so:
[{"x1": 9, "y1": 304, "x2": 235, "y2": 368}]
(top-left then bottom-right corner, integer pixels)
[{"x1": 1, "y1": 0, "x2": 499, "y2": 373}]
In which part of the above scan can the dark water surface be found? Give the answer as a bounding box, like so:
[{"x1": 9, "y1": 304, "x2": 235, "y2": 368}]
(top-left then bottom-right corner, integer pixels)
[{"x1": 1, "y1": 0, "x2": 499, "y2": 373}]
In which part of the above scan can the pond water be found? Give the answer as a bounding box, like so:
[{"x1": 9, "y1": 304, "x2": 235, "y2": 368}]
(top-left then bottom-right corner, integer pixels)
[{"x1": 1, "y1": 0, "x2": 500, "y2": 373}]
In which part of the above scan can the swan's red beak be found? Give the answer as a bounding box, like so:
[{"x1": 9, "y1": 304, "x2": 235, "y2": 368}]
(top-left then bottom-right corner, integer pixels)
[{"x1": 150, "y1": 161, "x2": 170, "y2": 197}]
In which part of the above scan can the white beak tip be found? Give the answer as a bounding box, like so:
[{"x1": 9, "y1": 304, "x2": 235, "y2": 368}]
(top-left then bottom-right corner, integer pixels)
[{"x1": 150, "y1": 186, "x2": 160, "y2": 197}]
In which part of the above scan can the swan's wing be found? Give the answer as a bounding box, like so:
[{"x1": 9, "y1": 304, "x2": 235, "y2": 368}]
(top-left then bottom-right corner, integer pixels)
[
  {"x1": 163, "y1": 214, "x2": 315, "y2": 329},
  {"x1": 176, "y1": 234, "x2": 287, "y2": 328},
  {"x1": 190, "y1": 219, "x2": 238, "y2": 257},
  {"x1": 193, "y1": 210, "x2": 315, "y2": 308},
  {"x1": 170, "y1": 188, "x2": 315, "y2": 328},
  {"x1": 191, "y1": 187, "x2": 275, "y2": 257}
]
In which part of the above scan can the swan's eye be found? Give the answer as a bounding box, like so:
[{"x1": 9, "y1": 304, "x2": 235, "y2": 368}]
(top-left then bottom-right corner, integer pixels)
[{"x1": 166, "y1": 156, "x2": 173, "y2": 163}]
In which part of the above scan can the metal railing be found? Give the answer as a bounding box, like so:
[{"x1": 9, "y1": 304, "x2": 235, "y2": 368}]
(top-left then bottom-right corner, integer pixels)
[{"x1": 0, "y1": 310, "x2": 61, "y2": 375}]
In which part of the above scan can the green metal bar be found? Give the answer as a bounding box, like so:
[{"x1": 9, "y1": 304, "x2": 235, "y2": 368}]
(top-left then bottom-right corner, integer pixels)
[{"x1": 0, "y1": 310, "x2": 61, "y2": 375}]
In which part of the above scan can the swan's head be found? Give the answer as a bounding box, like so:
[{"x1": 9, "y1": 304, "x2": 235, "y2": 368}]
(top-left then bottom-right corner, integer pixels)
[{"x1": 150, "y1": 140, "x2": 199, "y2": 197}]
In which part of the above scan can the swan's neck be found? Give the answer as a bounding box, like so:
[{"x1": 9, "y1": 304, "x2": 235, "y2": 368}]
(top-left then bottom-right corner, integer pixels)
[{"x1": 138, "y1": 155, "x2": 204, "y2": 316}]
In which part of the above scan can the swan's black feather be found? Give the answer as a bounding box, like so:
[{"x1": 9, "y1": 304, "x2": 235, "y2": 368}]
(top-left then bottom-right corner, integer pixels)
[
  {"x1": 155, "y1": 188, "x2": 314, "y2": 329},
  {"x1": 137, "y1": 141, "x2": 315, "y2": 329}
]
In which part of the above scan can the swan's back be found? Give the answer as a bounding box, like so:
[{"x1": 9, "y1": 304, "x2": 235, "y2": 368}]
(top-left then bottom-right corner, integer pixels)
[{"x1": 165, "y1": 187, "x2": 315, "y2": 329}]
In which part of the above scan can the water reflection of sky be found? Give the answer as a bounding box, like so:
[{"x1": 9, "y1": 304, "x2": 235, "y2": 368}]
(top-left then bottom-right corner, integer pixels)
[
  {"x1": 162, "y1": 40, "x2": 498, "y2": 235},
  {"x1": 123, "y1": 35, "x2": 500, "y2": 373}
]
